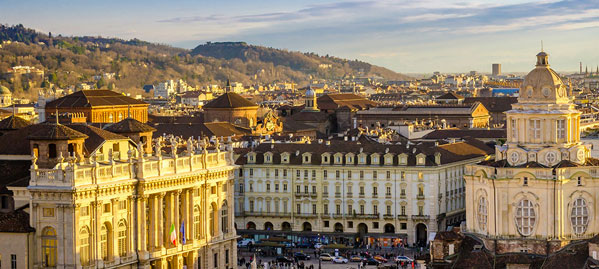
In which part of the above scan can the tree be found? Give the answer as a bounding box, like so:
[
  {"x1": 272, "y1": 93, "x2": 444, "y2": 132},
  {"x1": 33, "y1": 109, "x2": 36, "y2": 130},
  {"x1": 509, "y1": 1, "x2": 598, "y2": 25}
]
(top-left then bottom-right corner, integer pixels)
[{"x1": 96, "y1": 78, "x2": 107, "y2": 89}]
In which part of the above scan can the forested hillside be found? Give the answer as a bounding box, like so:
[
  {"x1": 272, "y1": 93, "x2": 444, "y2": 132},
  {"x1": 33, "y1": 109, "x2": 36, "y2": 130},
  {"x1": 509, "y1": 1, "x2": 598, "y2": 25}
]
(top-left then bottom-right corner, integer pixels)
[{"x1": 0, "y1": 24, "x2": 410, "y2": 99}]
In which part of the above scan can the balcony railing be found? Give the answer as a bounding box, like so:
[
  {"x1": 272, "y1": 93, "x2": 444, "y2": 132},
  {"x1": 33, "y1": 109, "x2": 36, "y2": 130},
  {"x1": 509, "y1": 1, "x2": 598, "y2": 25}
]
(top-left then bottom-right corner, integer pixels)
[
  {"x1": 412, "y1": 214, "x2": 430, "y2": 221},
  {"x1": 383, "y1": 214, "x2": 394, "y2": 220},
  {"x1": 417, "y1": 194, "x2": 425, "y2": 199},
  {"x1": 351, "y1": 213, "x2": 379, "y2": 219},
  {"x1": 397, "y1": 214, "x2": 408, "y2": 220}
]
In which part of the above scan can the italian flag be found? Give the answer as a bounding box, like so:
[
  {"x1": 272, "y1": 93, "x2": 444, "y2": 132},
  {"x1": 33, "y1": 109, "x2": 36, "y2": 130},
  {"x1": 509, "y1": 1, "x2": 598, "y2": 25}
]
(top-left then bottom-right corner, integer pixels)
[{"x1": 170, "y1": 223, "x2": 177, "y2": 247}]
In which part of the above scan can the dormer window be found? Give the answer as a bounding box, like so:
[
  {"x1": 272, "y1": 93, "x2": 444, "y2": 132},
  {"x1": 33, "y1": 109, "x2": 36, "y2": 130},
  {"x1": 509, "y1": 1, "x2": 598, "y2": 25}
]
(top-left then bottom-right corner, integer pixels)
[
  {"x1": 302, "y1": 153, "x2": 312, "y2": 164},
  {"x1": 281, "y1": 153, "x2": 290, "y2": 164},
  {"x1": 265, "y1": 153, "x2": 272, "y2": 163},
  {"x1": 399, "y1": 154, "x2": 407, "y2": 165},
  {"x1": 322, "y1": 154, "x2": 330, "y2": 164},
  {"x1": 334, "y1": 153, "x2": 343, "y2": 164},
  {"x1": 248, "y1": 153, "x2": 256, "y2": 164},
  {"x1": 416, "y1": 154, "x2": 426, "y2": 165},
  {"x1": 359, "y1": 155, "x2": 366, "y2": 164}
]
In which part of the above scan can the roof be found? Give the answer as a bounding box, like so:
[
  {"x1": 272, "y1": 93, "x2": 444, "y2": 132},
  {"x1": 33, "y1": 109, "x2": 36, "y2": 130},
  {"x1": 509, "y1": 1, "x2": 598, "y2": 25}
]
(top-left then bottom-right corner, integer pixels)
[
  {"x1": 423, "y1": 129, "x2": 506, "y2": 139},
  {"x1": 290, "y1": 111, "x2": 329, "y2": 123},
  {"x1": 0, "y1": 207, "x2": 35, "y2": 233},
  {"x1": 203, "y1": 92, "x2": 258, "y2": 109},
  {"x1": 104, "y1": 118, "x2": 156, "y2": 133},
  {"x1": 0, "y1": 160, "x2": 31, "y2": 193},
  {"x1": 0, "y1": 115, "x2": 31, "y2": 130},
  {"x1": 237, "y1": 137, "x2": 493, "y2": 166},
  {"x1": 45, "y1": 90, "x2": 147, "y2": 108},
  {"x1": 437, "y1": 92, "x2": 464, "y2": 100},
  {"x1": 66, "y1": 124, "x2": 129, "y2": 155},
  {"x1": 358, "y1": 103, "x2": 486, "y2": 116},
  {"x1": 150, "y1": 122, "x2": 251, "y2": 139},
  {"x1": 464, "y1": 97, "x2": 518, "y2": 113},
  {"x1": 317, "y1": 93, "x2": 376, "y2": 110},
  {"x1": 27, "y1": 122, "x2": 89, "y2": 140}
]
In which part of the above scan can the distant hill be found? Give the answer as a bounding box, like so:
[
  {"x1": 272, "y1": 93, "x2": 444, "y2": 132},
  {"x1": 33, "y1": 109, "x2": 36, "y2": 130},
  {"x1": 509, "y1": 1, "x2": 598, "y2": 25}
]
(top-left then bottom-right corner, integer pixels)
[{"x1": 0, "y1": 24, "x2": 410, "y2": 98}]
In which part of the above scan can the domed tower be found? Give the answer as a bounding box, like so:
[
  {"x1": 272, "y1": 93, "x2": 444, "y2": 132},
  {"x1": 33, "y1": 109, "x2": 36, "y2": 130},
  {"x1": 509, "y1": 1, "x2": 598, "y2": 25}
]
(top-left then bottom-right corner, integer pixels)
[
  {"x1": 0, "y1": 85, "x2": 12, "y2": 107},
  {"x1": 302, "y1": 86, "x2": 319, "y2": 112},
  {"x1": 502, "y1": 51, "x2": 585, "y2": 166}
]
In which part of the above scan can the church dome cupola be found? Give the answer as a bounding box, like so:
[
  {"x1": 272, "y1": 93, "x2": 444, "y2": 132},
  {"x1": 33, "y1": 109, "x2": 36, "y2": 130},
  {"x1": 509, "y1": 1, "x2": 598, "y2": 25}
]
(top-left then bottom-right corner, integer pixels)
[
  {"x1": 536, "y1": 51, "x2": 549, "y2": 67},
  {"x1": 302, "y1": 86, "x2": 319, "y2": 112}
]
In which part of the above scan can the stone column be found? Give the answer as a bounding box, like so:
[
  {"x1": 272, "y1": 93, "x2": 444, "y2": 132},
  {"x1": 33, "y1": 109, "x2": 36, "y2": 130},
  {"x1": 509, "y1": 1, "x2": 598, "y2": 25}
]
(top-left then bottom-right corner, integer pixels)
[
  {"x1": 111, "y1": 198, "x2": 118, "y2": 259},
  {"x1": 157, "y1": 193, "x2": 165, "y2": 250},
  {"x1": 148, "y1": 195, "x2": 156, "y2": 251},
  {"x1": 174, "y1": 190, "x2": 181, "y2": 247},
  {"x1": 165, "y1": 192, "x2": 173, "y2": 248},
  {"x1": 138, "y1": 195, "x2": 148, "y2": 255}
]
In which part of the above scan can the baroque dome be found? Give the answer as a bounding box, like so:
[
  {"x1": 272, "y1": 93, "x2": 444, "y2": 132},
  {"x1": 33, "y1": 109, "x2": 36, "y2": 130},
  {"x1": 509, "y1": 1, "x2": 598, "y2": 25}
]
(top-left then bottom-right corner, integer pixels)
[
  {"x1": 0, "y1": 85, "x2": 11, "y2": 96},
  {"x1": 518, "y1": 51, "x2": 569, "y2": 104}
]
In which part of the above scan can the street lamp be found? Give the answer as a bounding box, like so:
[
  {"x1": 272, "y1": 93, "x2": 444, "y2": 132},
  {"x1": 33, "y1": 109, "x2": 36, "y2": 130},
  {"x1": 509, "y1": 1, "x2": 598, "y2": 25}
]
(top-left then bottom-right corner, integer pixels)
[{"x1": 316, "y1": 247, "x2": 321, "y2": 269}]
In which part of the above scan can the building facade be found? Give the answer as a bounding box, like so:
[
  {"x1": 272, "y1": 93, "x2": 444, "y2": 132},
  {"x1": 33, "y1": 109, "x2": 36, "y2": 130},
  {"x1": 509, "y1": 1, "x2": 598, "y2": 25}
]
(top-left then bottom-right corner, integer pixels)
[
  {"x1": 235, "y1": 138, "x2": 492, "y2": 246},
  {"x1": 465, "y1": 51, "x2": 596, "y2": 255},
  {"x1": 7, "y1": 121, "x2": 237, "y2": 268}
]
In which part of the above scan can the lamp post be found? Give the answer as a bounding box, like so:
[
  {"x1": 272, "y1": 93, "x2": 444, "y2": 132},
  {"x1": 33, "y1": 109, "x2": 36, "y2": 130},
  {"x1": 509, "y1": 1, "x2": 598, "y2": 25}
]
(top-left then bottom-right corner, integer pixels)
[{"x1": 316, "y1": 248, "x2": 321, "y2": 269}]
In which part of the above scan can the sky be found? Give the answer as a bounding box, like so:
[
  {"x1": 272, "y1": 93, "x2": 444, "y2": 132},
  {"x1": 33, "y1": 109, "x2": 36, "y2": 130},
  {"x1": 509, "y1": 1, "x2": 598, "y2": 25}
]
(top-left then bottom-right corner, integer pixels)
[{"x1": 1, "y1": 0, "x2": 599, "y2": 74}]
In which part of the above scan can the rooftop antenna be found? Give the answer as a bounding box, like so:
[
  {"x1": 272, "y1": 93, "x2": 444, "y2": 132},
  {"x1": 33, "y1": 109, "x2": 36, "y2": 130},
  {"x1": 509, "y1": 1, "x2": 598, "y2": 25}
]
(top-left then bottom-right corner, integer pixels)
[{"x1": 55, "y1": 108, "x2": 59, "y2": 125}]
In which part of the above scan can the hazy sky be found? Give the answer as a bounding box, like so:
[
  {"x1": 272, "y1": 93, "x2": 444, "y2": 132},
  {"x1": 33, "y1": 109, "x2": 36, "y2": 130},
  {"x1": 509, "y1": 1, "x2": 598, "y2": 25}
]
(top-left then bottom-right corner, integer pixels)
[{"x1": 1, "y1": 0, "x2": 598, "y2": 73}]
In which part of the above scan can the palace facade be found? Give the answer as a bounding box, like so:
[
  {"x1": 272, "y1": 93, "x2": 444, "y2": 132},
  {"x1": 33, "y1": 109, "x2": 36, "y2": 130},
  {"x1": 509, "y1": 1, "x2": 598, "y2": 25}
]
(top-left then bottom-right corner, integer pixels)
[
  {"x1": 465, "y1": 51, "x2": 596, "y2": 254},
  {"x1": 1, "y1": 117, "x2": 237, "y2": 268},
  {"x1": 235, "y1": 137, "x2": 493, "y2": 246}
]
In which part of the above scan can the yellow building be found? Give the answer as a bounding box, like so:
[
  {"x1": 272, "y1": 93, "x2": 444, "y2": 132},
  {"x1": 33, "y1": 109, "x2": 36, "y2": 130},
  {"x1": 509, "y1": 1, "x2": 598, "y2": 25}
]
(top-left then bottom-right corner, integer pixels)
[
  {"x1": 5, "y1": 119, "x2": 237, "y2": 268},
  {"x1": 465, "y1": 51, "x2": 593, "y2": 254}
]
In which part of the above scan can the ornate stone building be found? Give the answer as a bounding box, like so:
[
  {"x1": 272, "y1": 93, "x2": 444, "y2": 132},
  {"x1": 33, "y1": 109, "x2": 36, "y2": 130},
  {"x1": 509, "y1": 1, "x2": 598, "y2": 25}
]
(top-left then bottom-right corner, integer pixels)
[
  {"x1": 235, "y1": 137, "x2": 492, "y2": 246},
  {"x1": 203, "y1": 92, "x2": 259, "y2": 129},
  {"x1": 44, "y1": 90, "x2": 149, "y2": 123},
  {"x1": 465, "y1": 51, "x2": 595, "y2": 254},
  {"x1": 4, "y1": 118, "x2": 237, "y2": 268}
]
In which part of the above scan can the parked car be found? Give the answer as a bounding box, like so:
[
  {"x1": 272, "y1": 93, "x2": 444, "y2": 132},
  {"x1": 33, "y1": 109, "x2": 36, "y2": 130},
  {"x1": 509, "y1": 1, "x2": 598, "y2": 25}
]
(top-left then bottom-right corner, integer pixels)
[
  {"x1": 374, "y1": 255, "x2": 388, "y2": 263},
  {"x1": 350, "y1": 255, "x2": 365, "y2": 262},
  {"x1": 276, "y1": 256, "x2": 294, "y2": 263},
  {"x1": 319, "y1": 253, "x2": 334, "y2": 261},
  {"x1": 314, "y1": 243, "x2": 323, "y2": 249},
  {"x1": 332, "y1": 256, "x2": 349, "y2": 264},
  {"x1": 237, "y1": 239, "x2": 254, "y2": 247},
  {"x1": 294, "y1": 252, "x2": 311, "y2": 260},
  {"x1": 394, "y1": 256, "x2": 414, "y2": 263},
  {"x1": 365, "y1": 258, "x2": 382, "y2": 265}
]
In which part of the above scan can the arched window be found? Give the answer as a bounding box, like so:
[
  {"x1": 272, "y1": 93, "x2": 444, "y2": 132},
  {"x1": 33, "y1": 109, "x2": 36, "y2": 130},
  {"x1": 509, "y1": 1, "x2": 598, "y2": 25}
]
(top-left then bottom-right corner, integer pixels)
[
  {"x1": 118, "y1": 113, "x2": 123, "y2": 121},
  {"x1": 100, "y1": 223, "x2": 112, "y2": 261},
  {"x1": 194, "y1": 206, "x2": 201, "y2": 239},
  {"x1": 109, "y1": 113, "x2": 114, "y2": 123},
  {"x1": 79, "y1": 226, "x2": 91, "y2": 266},
  {"x1": 221, "y1": 200, "x2": 229, "y2": 234},
  {"x1": 515, "y1": 199, "x2": 536, "y2": 236},
  {"x1": 117, "y1": 221, "x2": 128, "y2": 257},
  {"x1": 477, "y1": 197, "x2": 487, "y2": 232},
  {"x1": 571, "y1": 197, "x2": 589, "y2": 235},
  {"x1": 42, "y1": 227, "x2": 57, "y2": 267}
]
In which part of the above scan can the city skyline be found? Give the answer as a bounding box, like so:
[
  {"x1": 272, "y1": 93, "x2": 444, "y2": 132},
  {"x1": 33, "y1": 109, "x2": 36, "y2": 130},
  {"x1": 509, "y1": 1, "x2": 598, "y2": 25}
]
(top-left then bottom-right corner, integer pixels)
[{"x1": 1, "y1": 0, "x2": 599, "y2": 73}]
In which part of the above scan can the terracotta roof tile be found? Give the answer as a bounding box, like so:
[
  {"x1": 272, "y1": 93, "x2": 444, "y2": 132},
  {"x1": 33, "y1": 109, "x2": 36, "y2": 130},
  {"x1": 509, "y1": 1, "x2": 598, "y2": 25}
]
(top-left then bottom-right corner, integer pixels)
[
  {"x1": 45, "y1": 90, "x2": 147, "y2": 108},
  {"x1": 203, "y1": 92, "x2": 258, "y2": 109},
  {"x1": 104, "y1": 118, "x2": 156, "y2": 133},
  {"x1": 0, "y1": 207, "x2": 34, "y2": 233}
]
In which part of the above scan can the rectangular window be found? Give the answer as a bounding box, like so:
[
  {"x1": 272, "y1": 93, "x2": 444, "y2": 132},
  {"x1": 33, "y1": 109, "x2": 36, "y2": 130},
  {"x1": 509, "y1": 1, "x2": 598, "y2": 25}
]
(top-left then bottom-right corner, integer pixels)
[
  {"x1": 523, "y1": 177, "x2": 528, "y2": 186},
  {"x1": 373, "y1": 187, "x2": 378, "y2": 195},
  {"x1": 297, "y1": 204, "x2": 301, "y2": 214},
  {"x1": 530, "y1": 119, "x2": 541, "y2": 140},
  {"x1": 348, "y1": 221, "x2": 353, "y2": 228},
  {"x1": 312, "y1": 204, "x2": 317, "y2": 214},
  {"x1": 386, "y1": 187, "x2": 391, "y2": 195},
  {"x1": 304, "y1": 169, "x2": 308, "y2": 179},
  {"x1": 239, "y1": 184, "x2": 244, "y2": 193},
  {"x1": 103, "y1": 204, "x2": 111, "y2": 213},
  {"x1": 386, "y1": 205, "x2": 391, "y2": 215},
  {"x1": 266, "y1": 184, "x2": 270, "y2": 192},
  {"x1": 336, "y1": 204, "x2": 341, "y2": 215},
  {"x1": 297, "y1": 185, "x2": 301, "y2": 193},
  {"x1": 336, "y1": 170, "x2": 340, "y2": 179},
  {"x1": 359, "y1": 186, "x2": 364, "y2": 195},
  {"x1": 401, "y1": 206, "x2": 406, "y2": 215},
  {"x1": 119, "y1": 200, "x2": 127, "y2": 210},
  {"x1": 578, "y1": 177, "x2": 582, "y2": 186},
  {"x1": 360, "y1": 205, "x2": 365, "y2": 214},
  {"x1": 283, "y1": 169, "x2": 287, "y2": 177},
  {"x1": 348, "y1": 205, "x2": 353, "y2": 214},
  {"x1": 373, "y1": 222, "x2": 379, "y2": 229},
  {"x1": 11, "y1": 254, "x2": 16, "y2": 269},
  {"x1": 249, "y1": 168, "x2": 253, "y2": 177},
  {"x1": 511, "y1": 119, "x2": 518, "y2": 139},
  {"x1": 312, "y1": 170, "x2": 316, "y2": 178},
  {"x1": 418, "y1": 206, "x2": 424, "y2": 215},
  {"x1": 324, "y1": 170, "x2": 328, "y2": 178},
  {"x1": 348, "y1": 171, "x2": 352, "y2": 179},
  {"x1": 323, "y1": 185, "x2": 328, "y2": 194},
  {"x1": 249, "y1": 183, "x2": 253, "y2": 192},
  {"x1": 304, "y1": 186, "x2": 308, "y2": 193},
  {"x1": 360, "y1": 171, "x2": 364, "y2": 179},
  {"x1": 214, "y1": 253, "x2": 218, "y2": 268},
  {"x1": 275, "y1": 169, "x2": 279, "y2": 177},
  {"x1": 283, "y1": 184, "x2": 288, "y2": 191},
  {"x1": 43, "y1": 208, "x2": 55, "y2": 217},
  {"x1": 275, "y1": 184, "x2": 279, "y2": 191},
  {"x1": 557, "y1": 119, "x2": 566, "y2": 139},
  {"x1": 249, "y1": 201, "x2": 254, "y2": 212},
  {"x1": 324, "y1": 220, "x2": 329, "y2": 227},
  {"x1": 296, "y1": 170, "x2": 301, "y2": 178},
  {"x1": 373, "y1": 205, "x2": 378, "y2": 214},
  {"x1": 81, "y1": 206, "x2": 89, "y2": 217},
  {"x1": 312, "y1": 186, "x2": 316, "y2": 194},
  {"x1": 225, "y1": 249, "x2": 229, "y2": 265},
  {"x1": 265, "y1": 169, "x2": 270, "y2": 177},
  {"x1": 386, "y1": 171, "x2": 391, "y2": 179},
  {"x1": 401, "y1": 223, "x2": 407, "y2": 230},
  {"x1": 324, "y1": 204, "x2": 329, "y2": 214},
  {"x1": 373, "y1": 171, "x2": 377, "y2": 179}
]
